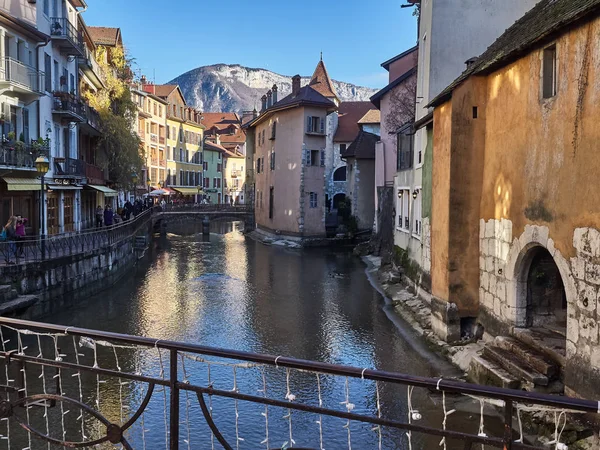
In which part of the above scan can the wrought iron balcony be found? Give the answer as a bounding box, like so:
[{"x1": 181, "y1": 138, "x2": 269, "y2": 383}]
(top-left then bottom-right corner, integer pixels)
[
  {"x1": 49, "y1": 17, "x2": 85, "y2": 57},
  {"x1": 0, "y1": 58, "x2": 45, "y2": 98},
  {"x1": 80, "y1": 103, "x2": 101, "y2": 136},
  {"x1": 52, "y1": 93, "x2": 85, "y2": 122},
  {"x1": 0, "y1": 142, "x2": 49, "y2": 170},
  {"x1": 77, "y1": 47, "x2": 105, "y2": 89},
  {"x1": 53, "y1": 156, "x2": 85, "y2": 177}
]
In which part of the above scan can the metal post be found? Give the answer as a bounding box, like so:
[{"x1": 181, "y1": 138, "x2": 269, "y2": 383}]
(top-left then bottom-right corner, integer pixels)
[
  {"x1": 40, "y1": 175, "x2": 45, "y2": 260},
  {"x1": 504, "y1": 399, "x2": 513, "y2": 450},
  {"x1": 170, "y1": 348, "x2": 179, "y2": 450}
]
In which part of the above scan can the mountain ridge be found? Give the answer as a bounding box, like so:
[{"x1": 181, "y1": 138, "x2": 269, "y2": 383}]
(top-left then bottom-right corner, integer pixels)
[{"x1": 168, "y1": 64, "x2": 379, "y2": 113}]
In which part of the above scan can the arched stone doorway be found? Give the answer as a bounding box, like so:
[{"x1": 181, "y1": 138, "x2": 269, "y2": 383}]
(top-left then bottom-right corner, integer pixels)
[
  {"x1": 332, "y1": 193, "x2": 346, "y2": 210},
  {"x1": 518, "y1": 246, "x2": 567, "y2": 331}
]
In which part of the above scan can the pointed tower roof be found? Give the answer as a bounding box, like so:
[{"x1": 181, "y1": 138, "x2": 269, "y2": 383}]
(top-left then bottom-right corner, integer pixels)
[{"x1": 309, "y1": 59, "x2": 338, "y2": 103}]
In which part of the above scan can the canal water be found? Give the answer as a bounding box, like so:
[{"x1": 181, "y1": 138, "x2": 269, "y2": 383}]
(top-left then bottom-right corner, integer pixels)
[{"x1": 25, "y1": 221, "x2": 503, "y2": 449}]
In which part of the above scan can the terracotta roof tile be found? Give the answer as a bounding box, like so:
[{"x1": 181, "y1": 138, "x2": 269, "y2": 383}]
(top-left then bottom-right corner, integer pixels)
[
  {"x1": 201, "y1": 113, "x2": 246, "y2": 144},
  {"x1": 341, "y1": 130, "x2": 378, "y2": 160},
  {"x1": 87, "y1": 26, "x2": 121, "y2": 46},
  {"x1": 358, "y1": 109, "x2": 381, "y2": 125},
  {"x1": 153, "y1": 84, "x2": 179, "y2": 99},
  {"x1": 334, "y1": 101, "x2": 373, "y2": 143},
  {"x1": 430, "y1": 0, "x2": 600, "y2": 106},
  {"x1": 309, "y1": 60, "x2": 338, "y2": 100}
]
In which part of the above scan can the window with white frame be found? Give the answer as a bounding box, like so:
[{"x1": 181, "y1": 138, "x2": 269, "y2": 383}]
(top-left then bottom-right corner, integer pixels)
[
  {"x1": 309, "y1": 192, "x2": 318, "y2": 208},
  {"x1": 413, "y1": 189, "x2": 422, "y2": 237},
  {"x1": 397, "y1": 189, "x2": 410, "y2": 231}
]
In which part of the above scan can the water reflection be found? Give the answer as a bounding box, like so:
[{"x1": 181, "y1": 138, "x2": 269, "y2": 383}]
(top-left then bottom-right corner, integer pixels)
[{"x1": 30, "y1": 221, "x2": 504, "y2": 449}]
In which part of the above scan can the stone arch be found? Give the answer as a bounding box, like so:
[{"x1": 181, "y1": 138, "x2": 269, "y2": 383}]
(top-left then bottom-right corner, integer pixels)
[
  {"x1": 332, "y1": 166, "x2": 347, "y2": 182},
  {"x1": 505, "y1": 225, "x2": 576, "y2": 328}
]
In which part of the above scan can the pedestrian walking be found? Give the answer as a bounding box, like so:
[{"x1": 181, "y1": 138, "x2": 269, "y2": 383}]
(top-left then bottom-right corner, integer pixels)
[
  {"x1": 124, "y1": 200, "x2": 133, "y2": 220},
  {"x1": 2, "y1": 216, "x2": 17, "y2": 264},
  {"x1": 104, "y1": 205, "x2": 114, "y2": 227},
  {"x1": 95, "y1": 205, "x2": 103, "y2": 228},
  {"x1": 15, "y1": 215, "x2": 27, "y2": 256}
]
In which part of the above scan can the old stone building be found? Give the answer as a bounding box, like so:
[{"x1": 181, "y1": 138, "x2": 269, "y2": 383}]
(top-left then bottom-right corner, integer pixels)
[
  {"x1": 244, "y1": 61, "x2": 337, "y2": 238},
  {"x1": 429, "y1": 0, "x2": 600, "y2": 398}
]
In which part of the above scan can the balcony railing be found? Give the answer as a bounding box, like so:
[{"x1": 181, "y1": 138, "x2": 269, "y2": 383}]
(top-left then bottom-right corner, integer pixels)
[
  {"x1": 159, "y1": 136, "x2": 165, "y2": 145},
  {"x1": 0, "y1": 142, "x2": 49, "y2": 170},
  {"x1": 0, "y1": 57, "x2": 44, "y2": 95},
  {"x1": 52, "y1": 93, "x2": 85, "y2": 122},
  {"x1": 77, "y1": 46, "x2": 105, "y2": 88},
  {"x1": 82, "y1": 104, "x2": 101, "y2": 133},
  {"x1": 230, "y1": 169, "x2": 242, "y2": 178},
  {"x1": 54, "y1": 156, "x2": 85, "y2": 177},
  {"x1": 49, "y1": 17, "x2": 84, "y2": 57},
  {"x1": 85, "y1": 162, "x2": 104, "y2": 182},
  {"x1": 150, "y1": 133, "x2": 158, "y2": 143}
]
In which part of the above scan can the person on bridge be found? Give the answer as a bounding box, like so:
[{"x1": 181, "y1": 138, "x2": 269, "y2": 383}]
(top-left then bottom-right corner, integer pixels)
[
  {"x1": 104, "y1": 205, "x2": 114, "y2": 227},
  {"x1": 15, "y1": 215, "x2": 27, "y2": 256},
  {"x1": 95, "y1": 206, "x2": 103, "y2": 228},
  {"x1": 124, "y1": 200, "x2": 133, "y2": 220},
  {"x1": 3, "y1": 216, "x2": 17, "y2": 264}
]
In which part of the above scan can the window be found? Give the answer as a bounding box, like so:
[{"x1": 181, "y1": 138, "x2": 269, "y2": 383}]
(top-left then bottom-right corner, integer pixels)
[
  {"x1": 44, "y1": 54, "x2": 51, "y2": 92},
  {"x1": 179, "y1": 129, "x2": 183, "y2": 142},
  {"x1": 472, "y1": 106, "x2": 478, "y2": 119},
  {"x1": 166, "y1": 146, "x2": 170, "y2": 160},
  {"x1": 179, "y1": 148, "x2": 184, "y2": 162},
  {"x1": 213, "y1": 178, "x2": 217, "y2": 188},
  {"x1": 306, "y1": 150, "x2": 320, "y2": 166},
  {"x1": 270, "y1": 151, "x2": 275, "y2": 170},
  {"x1": 333, "y1": 167, "x2": 346, "y2": 181},
  {"x1": 542, "y1": 45, "x2": 557, "y2": 99},
  {"x1": 397, "y1": 189, "x2": 410, "y2": 231},
  {"x1": 217, "y1": 163, "x2": 222, "y2": 172},
  {"x1": 203, "y1": 161, "x2": 208, "y2": 171},
  {"x1": 186, "y1": 150, "x2": 189, "y2": 162},
  {"x1": 53, "y1": 60, "x2": 58, "y2": 91},
  {"x1": 270, "y1": 121, "x2": 276, "y2": 140},
  {"x1": 204, "y1": 177, "x2": 209, "y2": 188},
  {"x1": 256, "y1": 158, "x2": 261, "y2": 174},
  {"x1": 217, "y1": 178, "x2": 221, "y2": 188},
  {"x1": 43, "y1": 0, "x2": 49, "y2": 15},
  {"x1": 320, "y1": 150, "x2": 325, "y2": 167},
  {"x1": 309, "y1": 192, "x2": 318, "y2": 208},
  {"x1": 413, "y1": 189, "x2": 422, "y2": 237},
  {"x1": 307, "y1": 116, "x2": 324, "y2": 134},
  {"x1": 397, "y1": 129, "x2": 414, "y2": 171},
  {"x1": 339, "y1": 143, "x2": 346, "y2": 154},
  {"x1": 179, "y1": 170, "x2": 183, "y2": 186},
  {"x1": 269, "y1": 187, "x2": 274, "y2": 219}
]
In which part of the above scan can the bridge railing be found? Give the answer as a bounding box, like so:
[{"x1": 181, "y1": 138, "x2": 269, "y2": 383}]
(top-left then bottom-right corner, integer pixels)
[
  {"x1": 0, "y1": 316, "x2": 593, "y2": 449},
  {"x1": 161, "y1": 203, "x2": 253, "y2": 213},
  {"x1": 0, "y1": 208, "x2": 154, "y2": 265}
]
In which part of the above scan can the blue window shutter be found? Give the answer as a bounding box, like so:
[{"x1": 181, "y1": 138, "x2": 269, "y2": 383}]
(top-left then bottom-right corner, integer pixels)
[
  {"x1": 320, "y1": 118, "x2": 324, "y2": 134},
  {"x1": 307, "y1": 117, "x2": 312, "y2": 133}
]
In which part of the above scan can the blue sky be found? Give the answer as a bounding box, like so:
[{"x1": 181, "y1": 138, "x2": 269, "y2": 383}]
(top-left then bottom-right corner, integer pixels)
[{"x1": 83, "y1": 0, "x2": 418, "y2": 89}]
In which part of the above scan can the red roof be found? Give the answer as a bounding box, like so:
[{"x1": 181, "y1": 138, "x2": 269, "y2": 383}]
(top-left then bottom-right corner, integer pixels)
[
  {"x1": 334, "y1": 102, "x2": 374, "y2": 143},
  {"x1": 201, "y1": 113, "x2": 246, "y2": 144},
  {"x1": 309, "y1": 60, "x2": 338, "y2": 100},
  {"x1": 87, "y1": 27, "x2": 121, "y2": 47}
]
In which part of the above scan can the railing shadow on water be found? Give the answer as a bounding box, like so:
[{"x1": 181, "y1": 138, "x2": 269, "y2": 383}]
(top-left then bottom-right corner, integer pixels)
[{"x1": 0, "y1": 317, "x2": 593, "y2": 449}]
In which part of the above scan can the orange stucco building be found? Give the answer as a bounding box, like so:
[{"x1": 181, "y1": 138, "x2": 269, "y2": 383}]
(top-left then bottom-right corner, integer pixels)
[{"x1": 429, "y1": 0, "x2": 600, "y2": 397}]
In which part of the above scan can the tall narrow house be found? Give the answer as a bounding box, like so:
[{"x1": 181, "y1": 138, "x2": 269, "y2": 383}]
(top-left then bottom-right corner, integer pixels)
[{"x1": 245, "y1": 60, "x2": 337, "y2": 238}]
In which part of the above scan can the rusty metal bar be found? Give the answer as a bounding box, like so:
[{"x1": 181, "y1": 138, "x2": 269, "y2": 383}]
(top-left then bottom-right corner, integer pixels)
[{"x1": 0, "y1": 317, "x2": 596, "y2": 415}]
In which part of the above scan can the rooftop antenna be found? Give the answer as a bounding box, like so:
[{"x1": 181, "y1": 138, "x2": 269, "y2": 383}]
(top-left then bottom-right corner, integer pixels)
[{"x1": 320, "y1": 51, "x2": 323, "y2": 61}]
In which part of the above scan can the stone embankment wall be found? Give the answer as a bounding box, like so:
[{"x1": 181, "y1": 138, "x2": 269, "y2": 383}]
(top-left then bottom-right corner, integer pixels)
[{"x1": 0, "y1": 222, "x2": 152, "y2": 318}]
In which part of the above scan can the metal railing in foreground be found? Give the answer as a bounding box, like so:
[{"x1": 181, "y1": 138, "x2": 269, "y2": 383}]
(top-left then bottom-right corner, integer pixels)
[
  {"x1": 0, "y1": 208, "x2": 153, "y2": 265},
  {"x1": 0, "y1": 317, "x2": 594, "y2": 449}
]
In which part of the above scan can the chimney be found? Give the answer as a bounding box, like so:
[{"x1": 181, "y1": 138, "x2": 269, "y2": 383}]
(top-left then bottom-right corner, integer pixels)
[
  {"x1": 465, "y1": 57, "x2": 478, "y2": 69},
  {"x1": 141, "y1": 75, "x2": 147, "y2": 85},
  {"x1": 266, "y1": 90, "x2": 272, "y2": 108},
  {"x1": 261, "y1": 95, "x2": 267, "y2": 112},
  {"x1": 292, "y1": 75, "x2": 301, "y2": 96},
  {"x1": 272, "y1": 84, "x2": 278, "y2": 104},
  {"x1": 253, "y1": 107, "x2": 258, "y2": 118},
  {"x1": 215, "y1": 134, "x2": 221, "y2": 145}
]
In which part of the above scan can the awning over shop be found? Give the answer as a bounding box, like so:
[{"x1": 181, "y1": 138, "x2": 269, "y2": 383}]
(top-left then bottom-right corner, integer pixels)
[
  {"x1": 2, "y1": 178, "x2": 41, "y2": 191},
  {"x1": 86, "y1": 185, "x2": 118, "y2": 197},
  {"x1": 173, "y1": 187, "x2": 201, "y2": 195},
  {"x1": 47, "y1": 184, "x2": 83, "y2": 190}
]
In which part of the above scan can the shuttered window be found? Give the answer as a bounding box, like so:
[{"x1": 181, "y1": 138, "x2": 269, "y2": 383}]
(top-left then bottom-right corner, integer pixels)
[{"x1": 542, "y1": 45, "x2": 557, "y2": 99}]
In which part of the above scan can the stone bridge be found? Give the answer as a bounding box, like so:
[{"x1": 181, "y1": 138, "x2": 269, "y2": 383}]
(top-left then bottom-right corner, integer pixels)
[{"x1": 152, "y1": 205, "x2": 255, "y2": 233}]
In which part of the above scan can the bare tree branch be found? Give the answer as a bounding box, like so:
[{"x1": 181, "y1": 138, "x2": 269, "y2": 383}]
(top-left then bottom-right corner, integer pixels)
[{"x1": 384, "y1": 74, "x2": 417, "y2": 134}]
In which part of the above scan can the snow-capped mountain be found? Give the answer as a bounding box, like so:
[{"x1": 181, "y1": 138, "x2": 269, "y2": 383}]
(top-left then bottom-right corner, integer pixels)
[{"x1": 169, "y1": 64, "x2": 379, "y2": 112}]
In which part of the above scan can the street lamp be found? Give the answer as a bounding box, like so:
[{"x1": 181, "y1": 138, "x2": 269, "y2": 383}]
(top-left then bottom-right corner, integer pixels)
[{"x1": 35, "y1": 155, "x2": 50, "y2": 260}]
